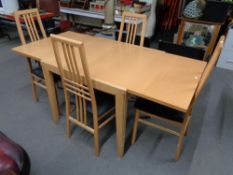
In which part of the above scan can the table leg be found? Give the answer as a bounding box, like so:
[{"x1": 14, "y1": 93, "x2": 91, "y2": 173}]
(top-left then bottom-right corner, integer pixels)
[
  {"x1": 115, "y1": 92, "x2": 127, "y2": 157},
  {"x1": 42, "y1": 63, "x2": 60, "y2": 123}
]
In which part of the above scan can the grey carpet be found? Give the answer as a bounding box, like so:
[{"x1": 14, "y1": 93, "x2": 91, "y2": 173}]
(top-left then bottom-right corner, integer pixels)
[
  {"x1": 0, "y1": 37, "x2": 231, "y2": 175},
  {"x1": 188, "y1": 68, "x2": 233, "y2": 175}
]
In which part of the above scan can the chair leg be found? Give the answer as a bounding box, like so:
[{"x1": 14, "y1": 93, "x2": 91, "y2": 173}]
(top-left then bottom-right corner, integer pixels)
[
  {"x1": 131, "y1": 110, "x2": 140, "y2": 144},
  {"x1": 66, "y1": 117, "x2": 71, "y2": 138},
  {"x1": 54, "y1": 86, "x2": 60, "y2": 115},
  {"x1": 65, "y1": 94, "x2": 71, "y2": 138},
  {"x1": 94, "y1": 130, "x2": 100, "y2": 156},
  {"x1": 175, "y1": 133, "x2": 185, "y2": 160},
  {"x1": 175, "y1": 115, "x2": 191, "y2": 160},
  {"x1": 31, "y1": 81, "x2": 39, "y2": 102},
  {"x1": 184, "y1": 115, "x2": 191, "y2": 136},
  {"x1": 184, "y1": 128, "x2": 188, "y2": 136}
]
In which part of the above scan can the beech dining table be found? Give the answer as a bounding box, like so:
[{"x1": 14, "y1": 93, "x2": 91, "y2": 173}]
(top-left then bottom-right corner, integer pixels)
[{"x1": 12, "y1": 31, "x2": 207, "y2": 157}]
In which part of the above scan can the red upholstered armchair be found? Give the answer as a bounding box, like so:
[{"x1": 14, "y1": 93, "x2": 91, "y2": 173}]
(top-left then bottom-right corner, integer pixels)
[{"x1": 0, "y1": 132, "x2": 30, "y2": 175}]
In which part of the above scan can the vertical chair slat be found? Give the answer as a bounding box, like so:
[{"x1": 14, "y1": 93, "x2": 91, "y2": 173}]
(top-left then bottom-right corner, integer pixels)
[
  {"x1": 22, "y1": 15, "x2": 34, "y2": 42},
  {"x1": 27, "y1": 14, "x2": 37, "y2": 41},
  {"x1": 62, "y1": 43, "x2": 73, "y2": 80},
  {"x1": 129, "y1": 18, "x2": 134, "y2": 44},
  {"x1": 66, "y1": 44, "x2": 77, "y2": 81},
  {"x1": 132, "y1": 18, "x2": 138, "y2": 44},
  {"x1": 36, "y1": 11, "x2": 47, "y2": 39},
  {"x1": 79, "y1": 96, "x2": 84, "y2": 123},
  {"x1": 76, "y1": 96, "x2": 80, "y2": 121},
  {"x1": 71, "y1": 46, "x2": 81, "y2": 82},
  {"x1": 126, "y1": 22, "x2": 131, "y2": 43},
  {"x1": 26, "y1": 14, "x2": 36, "y2": 41},
  {"x1": 83, "y1": 99, "x2": 87, "y2": 125},
  {"x1": 29, "y1": 13, "x2": 40, "y2": 40},
  {"x1": 118, "y1": 15, "x2": 125, "y2": 42}
]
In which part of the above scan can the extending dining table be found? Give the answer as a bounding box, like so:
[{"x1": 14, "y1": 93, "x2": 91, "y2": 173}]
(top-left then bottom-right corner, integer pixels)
[{"x1": 12, "y1": 31, "x2": 207, "y2": 157}]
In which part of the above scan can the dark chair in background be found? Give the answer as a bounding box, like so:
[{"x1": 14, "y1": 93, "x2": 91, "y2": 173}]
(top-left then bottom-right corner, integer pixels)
[
  {"x1": 0, "y1": 132, "x2": 30, "y2": 175},
  {"x1": 158, "y1": 40, "x2": 205, "y2": 60}
]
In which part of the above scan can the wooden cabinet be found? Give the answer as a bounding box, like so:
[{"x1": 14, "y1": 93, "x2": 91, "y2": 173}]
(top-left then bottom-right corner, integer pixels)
[
  {"x1": 39, "y1": 0, "x2": 60, "y2": 16},
  {"x1": 177, "y1": 18, "x2": 222, "y2": 60}
]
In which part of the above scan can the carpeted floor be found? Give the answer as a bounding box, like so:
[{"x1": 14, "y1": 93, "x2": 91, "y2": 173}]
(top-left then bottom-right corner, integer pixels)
[
  {"x1": 0, "y1": 36, "x2": 232, "y2": 175},
  {"x1": 188, "y1": 68, "x2": 233, "y2": 175}
]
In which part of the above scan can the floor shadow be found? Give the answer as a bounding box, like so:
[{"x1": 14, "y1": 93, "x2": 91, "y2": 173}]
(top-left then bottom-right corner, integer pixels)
[
  {"x1": 147, "y1": 133, "x2": 163, "y2": 158},
  {"x1": 124, "y1": 119, "x2": 146, "y2": 155},
  {"x1": 99, "y1": 121, "x2": 116, "y2": 148}
]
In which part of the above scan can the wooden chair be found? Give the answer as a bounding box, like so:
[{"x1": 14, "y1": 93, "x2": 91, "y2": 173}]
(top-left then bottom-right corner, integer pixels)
[
  {"x1": 118, "y1": 12, "x2": 147, "y2": 47},
  {"x1": 51, "y1": 34, "x2": 115, "y2": 156},
  {"x1": 158, "y1": 40, "x2": 205, "y2": 60},
  {"x1": 131, "y1": 36, "x2": 225, "y2": 160},
  {"x1": 15, "y1": 8, "x2": 59, "y2": 101},
  {"x1": 15, "y1": 8, "x2": 47, "y2": 46}
]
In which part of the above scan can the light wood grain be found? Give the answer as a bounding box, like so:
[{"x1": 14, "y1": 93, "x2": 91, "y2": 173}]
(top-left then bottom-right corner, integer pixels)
[{"x1": 12, "y1": 31, "x2": 206, "y2": 112}]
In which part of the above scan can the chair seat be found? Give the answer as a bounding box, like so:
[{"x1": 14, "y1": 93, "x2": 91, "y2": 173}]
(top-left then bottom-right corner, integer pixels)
[
  {"x1": 71, "y1": 90, "x2": 114, "y2": 116},
  {"x1": 87, "y1": 90, "x2": 114, "y2": 116},
  {"x1": 32, "y1": 67, "x2": 60, "y2": 82},
  {"x1": 135, "y1": 98, "x2": 184, "y2": 122},
  {"x1": 32, "y1": 67, "x2": 44, "y2": 78}
]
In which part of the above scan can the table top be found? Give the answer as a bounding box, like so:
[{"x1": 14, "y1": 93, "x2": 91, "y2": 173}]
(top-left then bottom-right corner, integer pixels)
[{"x1": 12, "y1": 31, "x2": 207, "y2": 112}]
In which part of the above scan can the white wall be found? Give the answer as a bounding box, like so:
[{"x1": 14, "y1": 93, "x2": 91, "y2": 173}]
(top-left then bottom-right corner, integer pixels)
[
  {"x1": 0, "y1": 0, "x2": 19, "y2": 14},
  {"x1": 143, "y1": 0, "x2": 157, "y2": 37}
]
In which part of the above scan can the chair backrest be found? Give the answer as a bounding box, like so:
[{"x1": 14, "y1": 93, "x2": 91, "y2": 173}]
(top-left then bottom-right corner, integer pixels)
[
  {"x1": 118, "y1": 12, "x2": 147, "y2": 47},
  {"x1": 51, "y1": 34, "x2": 98, "y2": 125},
  {"x1": 158, "y1": 40, "x2": 205, "y2": 60},
  {"x1": 194, "y1": 35, "x2": 225, "y2": 99},
  {"x1": 15, "y1": 8, "x2": 47, "y2": 45}
]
